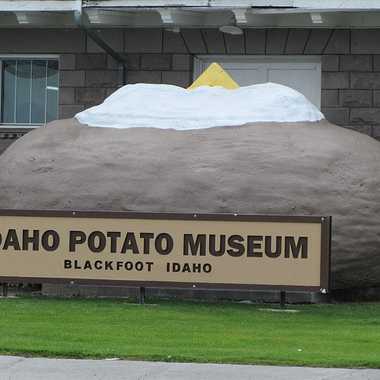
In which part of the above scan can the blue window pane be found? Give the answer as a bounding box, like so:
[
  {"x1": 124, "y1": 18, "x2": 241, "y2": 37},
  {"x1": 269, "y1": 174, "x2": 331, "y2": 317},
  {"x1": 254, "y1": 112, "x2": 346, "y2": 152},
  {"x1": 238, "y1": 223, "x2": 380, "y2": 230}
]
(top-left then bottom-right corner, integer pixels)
[
  {"x1": 46, "y1": 60, "x2": 58, "y2": 123},
  {"x1": 2, "y1": 60, "x2": 16, "y2": 124},
  {"x1": 15, "y1": 60, "x2": 32, "y2": 124},
  {"x1": 31, "y1": 60, "x2": 47, "y2": 124}
]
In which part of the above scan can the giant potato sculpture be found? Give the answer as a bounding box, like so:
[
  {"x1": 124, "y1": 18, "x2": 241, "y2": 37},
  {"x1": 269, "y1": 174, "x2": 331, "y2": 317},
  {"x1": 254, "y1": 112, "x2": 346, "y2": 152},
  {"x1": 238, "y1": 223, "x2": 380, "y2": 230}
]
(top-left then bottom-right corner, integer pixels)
[{"x1": 0, "y1": 82, "x2": 379, "y2": 289}]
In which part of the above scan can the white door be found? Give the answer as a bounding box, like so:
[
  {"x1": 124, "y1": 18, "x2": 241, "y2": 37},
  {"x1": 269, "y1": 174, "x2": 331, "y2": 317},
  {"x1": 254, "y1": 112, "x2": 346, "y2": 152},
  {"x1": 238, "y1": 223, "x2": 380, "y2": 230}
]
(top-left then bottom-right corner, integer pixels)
[{"x1": 193, "y1": 56, "x2": 321, "y2": 109}]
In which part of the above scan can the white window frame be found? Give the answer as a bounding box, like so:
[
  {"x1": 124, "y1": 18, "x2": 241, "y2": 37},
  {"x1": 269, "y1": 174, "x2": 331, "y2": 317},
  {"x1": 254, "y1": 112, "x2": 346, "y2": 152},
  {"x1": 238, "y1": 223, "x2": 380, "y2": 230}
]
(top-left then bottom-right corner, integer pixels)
[
  {"x1": 193, "y1": 55, "x2": 321, "y2": 109},
  {"x1": 0, "y1": 54, "x2": 60, "y2": 129}
]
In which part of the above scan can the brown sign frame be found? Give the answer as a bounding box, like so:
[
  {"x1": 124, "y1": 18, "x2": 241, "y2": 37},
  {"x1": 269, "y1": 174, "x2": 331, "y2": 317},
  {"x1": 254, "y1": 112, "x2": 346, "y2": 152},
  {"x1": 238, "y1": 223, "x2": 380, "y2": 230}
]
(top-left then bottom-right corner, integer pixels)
[{"x1": 0, "y1": 209, "x2": 331, "y2": 293}]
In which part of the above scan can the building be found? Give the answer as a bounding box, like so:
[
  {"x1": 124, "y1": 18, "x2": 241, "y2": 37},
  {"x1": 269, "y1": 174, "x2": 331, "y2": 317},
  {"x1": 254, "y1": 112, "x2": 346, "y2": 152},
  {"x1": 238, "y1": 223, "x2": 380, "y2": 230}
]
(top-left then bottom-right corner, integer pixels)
[{"x1": 1, "y1": 0, "x2": 380, "y2": 154}]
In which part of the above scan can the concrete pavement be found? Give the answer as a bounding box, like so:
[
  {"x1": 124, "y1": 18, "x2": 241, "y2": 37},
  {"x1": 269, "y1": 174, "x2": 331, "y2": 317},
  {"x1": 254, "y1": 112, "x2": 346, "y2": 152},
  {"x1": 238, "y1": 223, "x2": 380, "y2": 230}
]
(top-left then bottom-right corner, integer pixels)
[{"x1": 0, "y1": 356, "x2": 379, "y2": 380}]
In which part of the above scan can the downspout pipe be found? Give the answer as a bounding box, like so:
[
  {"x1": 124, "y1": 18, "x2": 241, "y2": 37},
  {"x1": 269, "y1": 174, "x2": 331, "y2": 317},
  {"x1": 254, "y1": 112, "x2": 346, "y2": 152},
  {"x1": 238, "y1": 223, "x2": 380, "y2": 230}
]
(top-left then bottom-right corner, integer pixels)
[{"x1": 74, "y1": 6, "x2": 128, "y2": 85}]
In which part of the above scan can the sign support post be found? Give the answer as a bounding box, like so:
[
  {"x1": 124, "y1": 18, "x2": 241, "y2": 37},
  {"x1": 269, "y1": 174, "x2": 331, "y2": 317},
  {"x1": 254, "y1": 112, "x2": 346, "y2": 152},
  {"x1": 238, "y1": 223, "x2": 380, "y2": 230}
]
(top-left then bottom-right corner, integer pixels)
[
  {"x1": 2, "y1": 283, "x2": 8, "y2": 297},
  {"x1": 139, "y1": 287, "x2": 146, "y2": 305}
]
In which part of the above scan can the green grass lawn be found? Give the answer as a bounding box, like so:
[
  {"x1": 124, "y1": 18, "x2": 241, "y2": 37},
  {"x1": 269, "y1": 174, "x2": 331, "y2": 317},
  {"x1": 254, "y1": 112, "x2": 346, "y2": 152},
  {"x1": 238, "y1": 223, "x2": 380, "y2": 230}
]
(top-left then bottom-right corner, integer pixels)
[{"x1": 0, "y1": 297, "x2": 379, "y2": 368}]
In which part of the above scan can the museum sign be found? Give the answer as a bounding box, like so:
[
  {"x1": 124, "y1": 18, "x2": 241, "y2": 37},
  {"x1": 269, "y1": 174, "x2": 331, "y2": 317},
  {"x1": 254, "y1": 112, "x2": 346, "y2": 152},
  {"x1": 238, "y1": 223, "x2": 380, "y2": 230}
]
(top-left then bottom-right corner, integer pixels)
[{"x1": 0, "y1": 210, "x2": 331, "y2": 292}]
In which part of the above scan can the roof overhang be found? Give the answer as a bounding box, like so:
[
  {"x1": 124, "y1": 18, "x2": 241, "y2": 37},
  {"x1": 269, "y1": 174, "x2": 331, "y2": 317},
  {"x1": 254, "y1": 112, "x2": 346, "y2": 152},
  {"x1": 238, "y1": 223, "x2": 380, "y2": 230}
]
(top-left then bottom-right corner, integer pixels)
[
  {"x1": 82, "y1": 8, "x2": 380, "y2": 29},
  {"x1": 1, "y1": 0, "x2": 380, "y2": 28},
  {"x1": 0, "y1": 1, "x2": 80, "y2": 27}
]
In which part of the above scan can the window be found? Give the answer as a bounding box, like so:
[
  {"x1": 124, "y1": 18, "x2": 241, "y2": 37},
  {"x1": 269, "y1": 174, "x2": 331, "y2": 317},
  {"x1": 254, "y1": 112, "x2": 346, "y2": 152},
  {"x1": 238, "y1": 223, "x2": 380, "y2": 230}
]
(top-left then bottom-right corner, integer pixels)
[{"x1": 0, "y1": 58, "x2": 59, "y2": 126}]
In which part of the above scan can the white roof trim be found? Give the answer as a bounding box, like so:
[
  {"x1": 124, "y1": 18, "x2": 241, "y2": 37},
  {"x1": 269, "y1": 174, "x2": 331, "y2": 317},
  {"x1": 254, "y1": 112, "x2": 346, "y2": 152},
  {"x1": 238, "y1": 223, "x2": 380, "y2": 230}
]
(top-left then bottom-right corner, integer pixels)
[
  {"x1": 2, "y1": 0, "x2": 380, "y2": 12},
  {"x1": 2, "y1": 0, "x2": 380, "y2": 28},
  {"x1": 84, "y1": 1, "x2": 209, "y2": 6},
  {"x1": 0, "y1": 1, "x2": 81, "y2": 12},
  {"x1": 84, "y1": 0, "x2": 380, "y2": 10}
]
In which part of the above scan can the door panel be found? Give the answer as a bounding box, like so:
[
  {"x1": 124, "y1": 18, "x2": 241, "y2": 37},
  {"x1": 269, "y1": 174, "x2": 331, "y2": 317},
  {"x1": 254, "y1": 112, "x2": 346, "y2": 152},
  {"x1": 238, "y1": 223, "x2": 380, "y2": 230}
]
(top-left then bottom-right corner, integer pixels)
[
  {"x1": 268, "y1": 67, "x2": 320, "y2": 106},
  {"x1": 224, "y1": 67, "x2": 266, "y2": 86}
]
